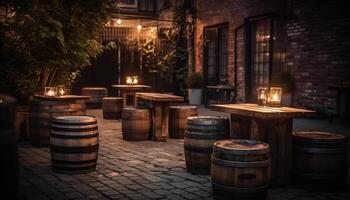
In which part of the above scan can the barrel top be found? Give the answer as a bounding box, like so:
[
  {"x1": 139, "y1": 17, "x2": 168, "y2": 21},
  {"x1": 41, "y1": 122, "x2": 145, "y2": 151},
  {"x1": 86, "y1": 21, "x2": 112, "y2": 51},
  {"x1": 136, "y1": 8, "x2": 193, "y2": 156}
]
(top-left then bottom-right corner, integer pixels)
[
  {"x1": 82, "y1": 87, "x2": 107, "y2": 90},
  {"x1": 122, "y1": 108, "x2": 149, "y2": 112},
  {"x1": 52, "y1": 115, "x2": 96, "y2": 123},
  {"x1": 169, "y1": 105, "x2": 197, "y2": 110},
  {"x1": 215, "y1": 140, "x2": 269, "y2": 151},
  {"x1": 0, "y1": 94, "x2": 16, "y2": 106},
  {"x1": 187, "y1": 115, "x2": 228, "y2": 126},
  {"x1": 103, "y1": 97, "x2": 123, "y2": 100},
  {"x1": 293, "y1": 131, "x2": 346, "y2": 140}
]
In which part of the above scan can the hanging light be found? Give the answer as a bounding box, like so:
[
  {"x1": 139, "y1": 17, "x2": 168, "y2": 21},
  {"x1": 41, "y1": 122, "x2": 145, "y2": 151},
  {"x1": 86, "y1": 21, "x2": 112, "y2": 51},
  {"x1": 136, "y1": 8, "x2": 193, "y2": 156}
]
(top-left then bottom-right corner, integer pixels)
[
  {"x1": 137, "y1": 24, "x2": 142, "y2": 31},
  {"x1": 117, "y1": 18, "x2": 122, "y2": 25}
]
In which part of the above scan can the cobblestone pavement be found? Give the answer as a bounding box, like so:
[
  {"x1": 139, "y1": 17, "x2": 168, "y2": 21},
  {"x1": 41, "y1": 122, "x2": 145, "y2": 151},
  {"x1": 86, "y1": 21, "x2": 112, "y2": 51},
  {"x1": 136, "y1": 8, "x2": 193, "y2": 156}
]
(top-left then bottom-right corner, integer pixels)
[{"x1": 19, "y1": 109, "x2": 350, "y2": 200}]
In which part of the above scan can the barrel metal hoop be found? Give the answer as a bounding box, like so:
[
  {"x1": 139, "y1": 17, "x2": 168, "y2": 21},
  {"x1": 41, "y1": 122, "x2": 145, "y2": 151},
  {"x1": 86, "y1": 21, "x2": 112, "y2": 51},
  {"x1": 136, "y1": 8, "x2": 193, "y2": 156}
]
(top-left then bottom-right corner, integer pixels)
[
  {"x1": 185, "y1": 132, "x2": 229, "y2": 139},
  {"x1": 293, "y1": 171, "x2": 346, "y2": 180},
  {"x1": 184, "y1": 145, "x2": 213, "y2": 153},
  {"x1": 212, "y1": 181, "x2": 269, "y2": 193},
  {"x1": 211, "y1": 156, "x2": 271, "y2": 168},
  {"x1": 295, "y1": 146, "x2": 348, "y2": 154},
  {"x1": 52, "y1": 158, "x2": 98, "y2": 164},
  {"x1": 50, "y1": 144, "x2": 99, "y2": 154},
  {"x1": 50, "y1": 133, "x2": 99, "y2": 139},
  {"x1": 51, "y1": 121, "x2": 97, "y2": 126},
  {"x1": 51, "y1": 126, "x2": 98, "y2": 132}
]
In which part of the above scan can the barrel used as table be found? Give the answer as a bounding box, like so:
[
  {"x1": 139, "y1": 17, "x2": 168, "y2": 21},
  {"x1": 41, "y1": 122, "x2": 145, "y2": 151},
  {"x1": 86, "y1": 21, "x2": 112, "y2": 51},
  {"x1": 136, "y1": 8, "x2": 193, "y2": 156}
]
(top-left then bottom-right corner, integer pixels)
[
  {"x1": 28, "y1": 97, "x2": 87, "y2": 146},
  {"x1": 0, "y1": 94, "x2": 18, "y2": 198},
  {"x1": 50, "y1": 116, "x2": 99, "y2": 174},
  {"x1": 184, "y1": 116, "x2": 230, "y2": 175},
  {"x1": 102, "y1": 97, "x2": 123, "y2": 119},
  {"x1": 81, "y1": 87, "x2": 108, "y2": 109},
  {"x1": 15, "y1": 105, "x2": 29, "y2": 141},
  {"x1": 292, "y1": 131, "x2": 348, "y2": 191},
  {"x1": 169, "y1": 106, "x2": 198, "y2": 139},
  {"x1": 122, "y1": 108, "x2": 151, "y2": 141},
  {"x1": 211, "y1": 139, "x2": 271, "y2": 200}
]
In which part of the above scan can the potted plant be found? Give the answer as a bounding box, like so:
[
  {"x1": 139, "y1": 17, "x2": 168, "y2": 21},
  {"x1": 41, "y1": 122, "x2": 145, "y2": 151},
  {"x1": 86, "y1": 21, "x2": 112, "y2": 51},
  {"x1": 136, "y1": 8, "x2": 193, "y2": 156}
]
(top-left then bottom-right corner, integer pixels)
[
  {"x1": 187, "y1": 72, "x2": 204, "y2": 105},
  {"x1": 270, "y1": 70, "x2": 294, "y2": 106}
]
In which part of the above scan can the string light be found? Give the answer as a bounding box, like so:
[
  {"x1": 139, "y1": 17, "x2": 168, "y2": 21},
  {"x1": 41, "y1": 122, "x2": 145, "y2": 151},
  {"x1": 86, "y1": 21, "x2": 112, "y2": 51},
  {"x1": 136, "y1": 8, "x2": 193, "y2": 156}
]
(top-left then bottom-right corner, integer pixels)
[
  {"x1": 117, "y1": 18, "x2": 122, "y2": 25},
  {"x1": 137, "y1": 24, "x2": 142, "y2": 31}
]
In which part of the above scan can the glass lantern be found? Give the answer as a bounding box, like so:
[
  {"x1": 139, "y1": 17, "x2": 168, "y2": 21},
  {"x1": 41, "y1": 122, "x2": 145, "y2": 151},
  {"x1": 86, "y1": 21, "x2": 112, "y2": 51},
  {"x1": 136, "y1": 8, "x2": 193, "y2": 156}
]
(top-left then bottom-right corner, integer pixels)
[
  {"x1": 126, "y1": 76, "x2": 132, "y2": 85},
  {"x1": 268, "y1": 87, "x2": 282, "y2": 107},
  {"x1": 257, "y1": 87, "x2": 268, "y2": 106},
  {"x1": 57, "y1": 85, "x2": 65, "y2": 96},
  {"x1": 132, "y1": 76, "x2": 138, "y2": 85},
  {"x1": 44, "y1": 87, "x2": 57, "y2": 97}
]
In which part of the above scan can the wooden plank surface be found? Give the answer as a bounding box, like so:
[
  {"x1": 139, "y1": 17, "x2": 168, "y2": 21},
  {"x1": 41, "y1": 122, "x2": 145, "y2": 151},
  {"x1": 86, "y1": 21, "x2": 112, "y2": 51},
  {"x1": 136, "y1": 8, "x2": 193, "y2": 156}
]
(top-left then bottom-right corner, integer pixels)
[
  {"x1": 136, "y1": 92, "x2": 184, "y2": 102},
  {"x1": 112, "y1": 85, "x2": 151, "y2": 90},
  {"x1": 210, "y1": 103, "x2": 315, "y2": 118},
  {"x1": 34, "y1": 95, "x2": 90, "y2": 101}
]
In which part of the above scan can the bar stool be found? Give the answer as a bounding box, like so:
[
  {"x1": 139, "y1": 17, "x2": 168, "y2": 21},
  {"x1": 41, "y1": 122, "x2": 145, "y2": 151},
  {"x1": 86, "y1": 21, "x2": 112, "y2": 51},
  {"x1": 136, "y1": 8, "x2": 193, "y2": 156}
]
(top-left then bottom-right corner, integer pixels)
[
  {"x1": 81, "y1": 87, "x2": 107, "y2": 108},
  {"x1": 102, "y1": 97, "x2": 123, "y2": 119},
  {"x1": 169, "y1": 105, "x2": 198, "y2": 139}
]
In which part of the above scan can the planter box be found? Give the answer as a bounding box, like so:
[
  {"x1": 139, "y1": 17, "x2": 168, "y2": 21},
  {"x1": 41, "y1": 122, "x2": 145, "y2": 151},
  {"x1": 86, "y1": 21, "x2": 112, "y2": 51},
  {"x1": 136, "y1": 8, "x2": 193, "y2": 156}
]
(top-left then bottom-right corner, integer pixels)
[{"x1": 188, "y1": 89, "x2": 203, "y2": 105}]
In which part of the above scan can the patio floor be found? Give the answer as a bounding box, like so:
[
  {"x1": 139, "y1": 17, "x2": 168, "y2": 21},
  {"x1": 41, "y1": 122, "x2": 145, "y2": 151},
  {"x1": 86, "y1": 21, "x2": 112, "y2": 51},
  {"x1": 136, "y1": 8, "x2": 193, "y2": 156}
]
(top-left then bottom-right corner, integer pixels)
[{"x1": 19, "y1": 107, "x2": 350, "y2": 200}]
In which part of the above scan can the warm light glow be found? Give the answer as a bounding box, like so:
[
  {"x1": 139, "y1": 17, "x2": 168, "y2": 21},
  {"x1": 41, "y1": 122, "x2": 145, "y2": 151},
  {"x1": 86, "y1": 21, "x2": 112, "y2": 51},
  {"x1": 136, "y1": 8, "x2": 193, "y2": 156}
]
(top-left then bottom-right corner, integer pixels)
[
  {"x1": 257, "y1": 87, "x2": 268, "y2": 106},
  {"x1": 126, "y1": 76, "x2": 133, "y2": 85},
  {"x1": 137, "y1": 24, "x2": 142, "y2": 31},
  {"x1": 268, "y1": 87, "x2": 282, "y2": 107},
  {"x1": 117, "y1": 18, "x2": 122, "y2": 25},
  {"x1": 271, "y1": 93, "x2": 279, "y2": 101},
  {"x1": 57, "y1": 85, "x2": 65, "y2": 96},
  {"x1": 44, "y1": 87, "x2": 57, "y2": 97},
  {"x1": 132, "y1": 76, "x2": 138, "y2": 85}
]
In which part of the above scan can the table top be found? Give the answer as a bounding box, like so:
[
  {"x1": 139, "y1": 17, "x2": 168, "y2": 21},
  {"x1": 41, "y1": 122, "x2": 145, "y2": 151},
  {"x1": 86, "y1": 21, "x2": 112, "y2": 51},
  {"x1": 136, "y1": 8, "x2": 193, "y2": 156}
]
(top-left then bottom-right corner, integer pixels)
[
  {"x1": 136, "y1": 92, "x2": 184, "y2": 102},
  {"x1": 210, "y1": 103, "x2": 315, "y2": 118},
  {"x1": 112, "y1": 84, "x2": 151, "y2": 90},
  {"x1": 34, "y1": 95, "x2": 90, "y2": 101},
  {"x1": 206, "y1": 85, "x2": 234, "y2": 90}
]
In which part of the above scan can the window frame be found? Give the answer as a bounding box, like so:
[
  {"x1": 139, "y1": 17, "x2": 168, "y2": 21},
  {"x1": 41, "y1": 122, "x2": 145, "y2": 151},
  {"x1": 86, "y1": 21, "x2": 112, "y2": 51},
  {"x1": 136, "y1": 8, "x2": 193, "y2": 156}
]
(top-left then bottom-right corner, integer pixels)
[
  {"x1": 203, "y1": 23, "x2": 229, "y2": 86},
  {"x1": 245, "y1": 14, "x2": 275, "y2": 102}
]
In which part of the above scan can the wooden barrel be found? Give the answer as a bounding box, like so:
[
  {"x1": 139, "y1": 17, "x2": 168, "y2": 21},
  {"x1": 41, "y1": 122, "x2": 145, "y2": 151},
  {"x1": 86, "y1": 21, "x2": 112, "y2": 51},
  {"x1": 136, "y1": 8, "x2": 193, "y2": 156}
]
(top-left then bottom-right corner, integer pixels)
[
  {"x1": 0, "y1": 94, "x2": 18, "y2": 198},
  {"x1": 15, "y1": 106, "x2": 29, "y2": 141},
  {"x1": 184, "y1": 116, "x2": 230, "y2": 175},
  {"x1": 169, "y1": 106, "x2": 198, "y2": 139},
  {"x1": 102, "y1": 97, "x2": 123, "y2": 119},
  {"x1": 28, "y1": 98, "x2": 86, "y2": 146},
  {"x1": 292, "y1": 131, "x2": 348, "y2": 191},
  {"x1": 122, "y1": 108, "x2": 150, "y2": 141},
  {"x1": 50, "y1": 115, "x2": 99, "y2": 174},
  {"x1": 81, "y1": 87, "x2": 107, "y2": 109},
  {"x1": 211, "y1": 140, "x2": 270, "y2": 200}
]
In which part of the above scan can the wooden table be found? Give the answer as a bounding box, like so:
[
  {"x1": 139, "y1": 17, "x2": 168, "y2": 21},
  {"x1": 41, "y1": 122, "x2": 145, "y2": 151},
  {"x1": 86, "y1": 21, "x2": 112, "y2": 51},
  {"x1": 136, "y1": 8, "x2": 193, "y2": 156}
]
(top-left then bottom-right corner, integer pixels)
[
  {"x1": 136, "y1": 92, "x2": 184, "y2": 141},
  {"x1": 112, "y1": 85, "x2": 151, "y2": 107},
  {"x1": 29, "y1": 95, "x2": 90, "y2": 146},
  {"x1": 210, "y1": 103, "x2": 315, "y2": 186}
]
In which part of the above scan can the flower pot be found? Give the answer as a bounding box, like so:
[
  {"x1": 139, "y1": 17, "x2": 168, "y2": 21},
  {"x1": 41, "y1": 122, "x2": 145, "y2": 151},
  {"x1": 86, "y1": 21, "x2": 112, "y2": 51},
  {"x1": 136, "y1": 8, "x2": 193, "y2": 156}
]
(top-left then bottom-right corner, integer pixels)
[
  {"x1": 281, "y1": 93, "x2": 292, "y2": 107},
  {"x1": 188, "y1": 89, "x2": 203, "y2": 105}
]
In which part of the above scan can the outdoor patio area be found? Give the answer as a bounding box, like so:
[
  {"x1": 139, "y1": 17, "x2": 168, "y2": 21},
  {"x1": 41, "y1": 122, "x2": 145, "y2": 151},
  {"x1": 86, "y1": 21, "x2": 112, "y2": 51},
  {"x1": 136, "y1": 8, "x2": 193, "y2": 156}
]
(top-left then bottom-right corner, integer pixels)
[{"x1": 18, "y1": 107, "x2": 350, "y2": 200}]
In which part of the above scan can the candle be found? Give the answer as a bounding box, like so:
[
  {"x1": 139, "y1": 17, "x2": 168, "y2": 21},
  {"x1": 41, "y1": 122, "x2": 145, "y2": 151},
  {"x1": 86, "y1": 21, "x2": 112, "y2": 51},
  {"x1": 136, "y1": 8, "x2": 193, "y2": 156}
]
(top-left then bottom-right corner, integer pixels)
[
  {"x1": 44, "y1": 87, "x2": 57, "y2": 96},
  {"x1": 57, "y1": 85, "x2": 65, "y2": 96},
  {"x1": 132, "y1": 76, "x2": 138, "y2": 85},
  {"x1": 268, "y1": 87, "x2": 282, "y2": 107},
  {"x1": 126, "y1": 76, "x2": 132, "y2": 85},
  {"x1": 257, "y1": 87, "x2": 268, "y2": 106}
]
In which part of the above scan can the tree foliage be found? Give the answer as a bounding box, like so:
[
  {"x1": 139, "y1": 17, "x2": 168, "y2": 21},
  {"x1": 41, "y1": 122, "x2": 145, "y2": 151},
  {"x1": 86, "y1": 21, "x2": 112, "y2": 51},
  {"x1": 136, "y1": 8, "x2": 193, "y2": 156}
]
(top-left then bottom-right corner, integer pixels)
[{"x1": 0, "y1": 0, "x2": 115, "y2": 102}]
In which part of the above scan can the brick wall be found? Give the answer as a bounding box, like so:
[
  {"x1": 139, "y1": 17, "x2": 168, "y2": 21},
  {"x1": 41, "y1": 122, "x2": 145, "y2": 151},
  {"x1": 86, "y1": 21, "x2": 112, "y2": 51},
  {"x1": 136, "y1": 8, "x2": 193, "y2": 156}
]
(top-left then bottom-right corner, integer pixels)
[
  {"x1": 285, "y1": 0, "x2": 350, "y2": 112},
  {"x1": 195, "y1": 0, "x2": 350, "y2": 113}
]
